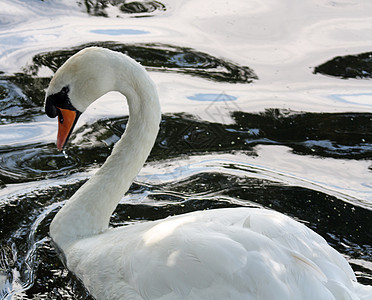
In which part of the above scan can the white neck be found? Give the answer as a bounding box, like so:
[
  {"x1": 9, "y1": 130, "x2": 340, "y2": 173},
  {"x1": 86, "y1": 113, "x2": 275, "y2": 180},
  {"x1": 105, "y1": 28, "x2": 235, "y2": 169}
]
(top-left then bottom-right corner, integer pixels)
[{"x1": 50, "y1": 53, "x2": 161, "y2": 250}]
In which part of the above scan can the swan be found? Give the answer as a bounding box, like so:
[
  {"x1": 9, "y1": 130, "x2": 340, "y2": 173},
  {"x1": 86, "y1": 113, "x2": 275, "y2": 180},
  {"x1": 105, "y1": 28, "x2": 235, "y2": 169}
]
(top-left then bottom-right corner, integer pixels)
[{"x1": 45, "y1": 47, "x2": 372, "y2": 300}]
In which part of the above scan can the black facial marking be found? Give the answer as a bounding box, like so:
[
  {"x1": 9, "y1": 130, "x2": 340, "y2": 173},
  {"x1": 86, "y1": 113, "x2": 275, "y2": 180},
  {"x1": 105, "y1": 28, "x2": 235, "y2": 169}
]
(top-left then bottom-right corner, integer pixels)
[{"x1": 45, "y1": 86, "x2": 79, "y2": 118}]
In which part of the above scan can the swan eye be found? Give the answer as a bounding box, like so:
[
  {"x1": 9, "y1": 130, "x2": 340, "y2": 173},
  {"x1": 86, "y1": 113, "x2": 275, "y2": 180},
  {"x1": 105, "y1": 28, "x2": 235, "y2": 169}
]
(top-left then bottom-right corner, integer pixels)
[{"x1": 61, "y1": 86, "x2": 69, "y2": 95}]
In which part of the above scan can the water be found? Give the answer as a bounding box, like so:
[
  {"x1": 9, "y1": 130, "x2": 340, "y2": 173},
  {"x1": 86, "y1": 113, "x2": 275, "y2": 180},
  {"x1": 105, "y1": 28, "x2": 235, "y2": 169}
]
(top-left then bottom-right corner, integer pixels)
[{"x1": 0, "y1": 0, "x2": 371, "y2": 298}]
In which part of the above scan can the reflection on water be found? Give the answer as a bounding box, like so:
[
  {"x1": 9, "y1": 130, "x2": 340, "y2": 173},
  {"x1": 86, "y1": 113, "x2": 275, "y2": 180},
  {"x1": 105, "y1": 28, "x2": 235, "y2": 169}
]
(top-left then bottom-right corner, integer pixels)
[
  {"x1": 0, "y1": 80, "x2": 41, "y2": 125},
  {"x1": 0, "y1": 75, "x2": 49, "y2": 116},
  {"x1": 82, "y1": 0, "x2": 166, "y2": 17},
  {"x1": 188, "y1": 93, "x2": 238, "y2": 102},
  {"x1": 0, "y1": 146, "x2": 80, "y2": 184},
  {"x1": 314, "y1": 51, "x2": 372, "y2": 79},
  {"x1": 0, "y1": 3, "x2": 372, "y2": 297},
  {"x1": 24, "y1": 42, "x2": 258, "y2": 83},
  {"x1": 3, "y1": 109, "x2": 368, "y2": 186},
  {"x1": 0, "y1": 41, "x2": 257, "y2": 121},
  {"x1": 90, "y1": 28, "x2": 149, "y2": 35},
  {"x1": 120, "y1": 1, "x2": 166, "y2": 14},
  {"x1": 231, "y1": 110, "x2": 372, "y2": 159},
  {"x1": 330, "y1": 93, "x2": 372, "y2": 107}
]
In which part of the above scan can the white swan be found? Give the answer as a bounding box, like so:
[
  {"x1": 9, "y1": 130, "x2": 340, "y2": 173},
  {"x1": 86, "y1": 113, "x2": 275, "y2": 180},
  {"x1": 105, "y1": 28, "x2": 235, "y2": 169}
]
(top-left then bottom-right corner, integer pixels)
[{"x1": 45, "y1": 47, "x2": 371, "y2": 300}]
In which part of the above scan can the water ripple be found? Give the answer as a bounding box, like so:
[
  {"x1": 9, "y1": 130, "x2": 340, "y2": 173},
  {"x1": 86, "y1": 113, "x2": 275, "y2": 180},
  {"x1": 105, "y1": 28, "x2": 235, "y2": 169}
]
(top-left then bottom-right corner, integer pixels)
[
  {"x1": 0, "y1": 146, "x2": 79, "y2": 184},
  {"x1": 314, "y1": 51, "x2": 372, "y2": 79},
  {"x1": 84, "y1": 0, "x2": 166, "y2": 17},
  {"x1": 25, "y1": 42, "x2": 258, "y2": 83}
]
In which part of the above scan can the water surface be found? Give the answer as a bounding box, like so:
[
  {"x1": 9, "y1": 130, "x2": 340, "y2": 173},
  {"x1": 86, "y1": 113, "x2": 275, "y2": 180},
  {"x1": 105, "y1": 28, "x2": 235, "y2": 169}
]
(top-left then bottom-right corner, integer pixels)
[{"x1": 0, "y1": 0, "x2": 371, "y2": 298}]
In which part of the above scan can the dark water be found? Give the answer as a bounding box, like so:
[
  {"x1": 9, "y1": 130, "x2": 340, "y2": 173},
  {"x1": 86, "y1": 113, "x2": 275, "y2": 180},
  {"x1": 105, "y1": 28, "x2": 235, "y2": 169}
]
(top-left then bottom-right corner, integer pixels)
[
  {"x1": 314, "y1": 51, "x2": 372, "y2": 80},
  {"x1": 0, "y1": 1, "x2": 372, "y2": 299},
  {"x1": 82, "y1": 0, "x2": 166, "y2": 17}
]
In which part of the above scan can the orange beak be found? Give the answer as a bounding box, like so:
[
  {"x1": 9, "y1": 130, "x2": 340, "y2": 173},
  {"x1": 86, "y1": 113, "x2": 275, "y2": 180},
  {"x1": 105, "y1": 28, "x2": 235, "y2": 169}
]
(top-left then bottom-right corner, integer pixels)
[{"x1": 57, "y1": 108, "x2": 80, "y2": 151}]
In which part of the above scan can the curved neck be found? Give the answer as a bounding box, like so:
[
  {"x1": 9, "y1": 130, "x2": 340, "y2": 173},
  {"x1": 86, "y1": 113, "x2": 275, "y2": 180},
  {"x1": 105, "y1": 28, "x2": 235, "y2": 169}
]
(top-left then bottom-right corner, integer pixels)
[{"x1": 50, "y1": 56, "x2": 161, "y2": 250}]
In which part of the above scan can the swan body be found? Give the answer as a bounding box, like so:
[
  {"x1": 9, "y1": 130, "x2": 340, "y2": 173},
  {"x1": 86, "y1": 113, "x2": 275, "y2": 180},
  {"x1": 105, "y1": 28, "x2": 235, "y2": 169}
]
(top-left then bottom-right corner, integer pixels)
[{"x1": 45, "y1": 47, "x2": 372, "y2": 300}]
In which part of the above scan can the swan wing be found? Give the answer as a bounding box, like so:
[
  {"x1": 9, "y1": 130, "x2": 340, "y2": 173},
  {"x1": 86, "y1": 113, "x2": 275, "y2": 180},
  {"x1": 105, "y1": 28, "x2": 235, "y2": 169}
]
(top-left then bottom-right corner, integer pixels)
[{"x1": 65, "y1": 208, "x2": 360, "y2": 300}]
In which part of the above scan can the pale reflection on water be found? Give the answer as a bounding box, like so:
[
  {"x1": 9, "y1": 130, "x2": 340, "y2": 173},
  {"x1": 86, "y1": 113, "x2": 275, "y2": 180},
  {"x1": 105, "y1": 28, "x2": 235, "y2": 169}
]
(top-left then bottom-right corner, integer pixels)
[{"x1": 0, "y1": 0, "x2": 371, "y2": 298}]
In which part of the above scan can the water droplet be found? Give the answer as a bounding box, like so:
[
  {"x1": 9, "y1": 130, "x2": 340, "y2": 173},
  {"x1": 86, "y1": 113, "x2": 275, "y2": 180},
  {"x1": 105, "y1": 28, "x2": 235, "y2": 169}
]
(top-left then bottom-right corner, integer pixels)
[{"x1": 62, "y1": 150, "x2": 69, "y2": 159}]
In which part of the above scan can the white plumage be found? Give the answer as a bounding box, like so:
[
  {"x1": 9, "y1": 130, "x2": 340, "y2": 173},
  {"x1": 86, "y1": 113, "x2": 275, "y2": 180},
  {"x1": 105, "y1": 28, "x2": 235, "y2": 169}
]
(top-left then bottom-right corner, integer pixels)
[{"x1": 45, "y1": 47, "x2": 372, "y2": 300}]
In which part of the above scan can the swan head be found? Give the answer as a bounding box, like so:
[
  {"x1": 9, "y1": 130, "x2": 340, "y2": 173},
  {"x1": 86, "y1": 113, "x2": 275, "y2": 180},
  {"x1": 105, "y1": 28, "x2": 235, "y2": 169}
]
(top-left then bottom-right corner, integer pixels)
[
  {"x1": 45, "y1": 47, "x2": 117, "y2": 150},
  {"x1": 45, "y1": 84, "x2": 81, "y2": 150}
]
